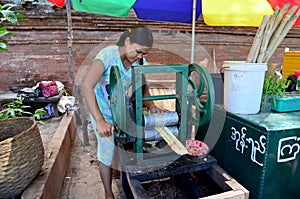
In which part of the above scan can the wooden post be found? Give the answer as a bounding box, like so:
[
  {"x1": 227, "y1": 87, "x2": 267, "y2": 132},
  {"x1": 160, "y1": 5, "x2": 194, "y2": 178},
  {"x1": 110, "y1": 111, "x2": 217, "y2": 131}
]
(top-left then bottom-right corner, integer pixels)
[{"x1": 66, "y1": 0, "x2": 89, "y2": 146}]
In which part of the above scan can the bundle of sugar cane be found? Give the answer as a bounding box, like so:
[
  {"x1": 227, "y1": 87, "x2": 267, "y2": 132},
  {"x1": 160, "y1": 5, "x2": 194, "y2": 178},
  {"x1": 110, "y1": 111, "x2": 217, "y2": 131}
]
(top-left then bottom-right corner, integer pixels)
[
  {"x1": 247, "y1": 3, "x2": 300, "y2": 63},
  {"x1": 155, "y1": 127, "x2": 189, "y2": 155}
]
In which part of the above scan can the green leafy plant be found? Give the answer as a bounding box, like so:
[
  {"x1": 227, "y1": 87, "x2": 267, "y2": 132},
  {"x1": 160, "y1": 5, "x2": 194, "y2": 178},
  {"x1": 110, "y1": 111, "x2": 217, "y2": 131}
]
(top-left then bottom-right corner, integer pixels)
[
  {"x1": 261, "y1": 68, "x2": 290, "y2": 110},
  {"x1": 0, "y1": 3, "x2": 26, "y2": 51},
  {"x1": 0, "y1": 97, "x2": 46, "y2": 123},
  {"x1": 32, "y1": 108, "x2": 47, "y2": 121},
  {"x1": 0, "y1": 97, "x2": 32, "y2": 119}
]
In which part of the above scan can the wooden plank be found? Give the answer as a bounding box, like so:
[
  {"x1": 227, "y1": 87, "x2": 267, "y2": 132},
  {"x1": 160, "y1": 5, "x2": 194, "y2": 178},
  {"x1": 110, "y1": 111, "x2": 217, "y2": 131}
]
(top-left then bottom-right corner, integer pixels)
[
  {"x1": 21, "y1": 111, "x2": 76, "y2": 199},
  {"x1": 126, "y1": 174, "x2": 151, "y2": 199},
  {"x1": 226, "y1": 179, "x2": 249, "y2": 193},
  {"x1": 201, "y1": 190, "x2": 246, "y2": 199},
  {"x1": 205, "y1": 164, "x2": 249, "y2": 199},
  {"x1": 205, "y1": 164, "x2": 232, "y2": 191}
]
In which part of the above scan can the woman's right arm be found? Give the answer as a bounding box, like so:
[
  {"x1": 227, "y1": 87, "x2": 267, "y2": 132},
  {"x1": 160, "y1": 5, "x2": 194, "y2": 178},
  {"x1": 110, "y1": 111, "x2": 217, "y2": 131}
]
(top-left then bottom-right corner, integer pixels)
[{"x1": 81, "y1": 59, "x2": 113, "y2": 137}]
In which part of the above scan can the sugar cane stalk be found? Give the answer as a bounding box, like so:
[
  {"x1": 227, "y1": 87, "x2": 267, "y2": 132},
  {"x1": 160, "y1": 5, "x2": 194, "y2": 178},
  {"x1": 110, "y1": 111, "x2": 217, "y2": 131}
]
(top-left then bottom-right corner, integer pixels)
[
  {"x1": 268, "y1": 5, "x2": 298, "y2": 48},
  {"x1": 263, "y1": 6, "x2": 299, "y2": 62},
  {"x1": 246, "y1": 15, "x2": 270, "y2": 63},
  {"x1": 256, "y1": 7, "x2": 280, "y2": 63},
  {"x1": 263, "y1": 8, "x2": 300, "y2": 62},
  {"x1": 271, "y1": 3, "x2": 291, "y2": 34},
  {"x1": 155, "y1": 127, "x2": 188, "y2": 155}
]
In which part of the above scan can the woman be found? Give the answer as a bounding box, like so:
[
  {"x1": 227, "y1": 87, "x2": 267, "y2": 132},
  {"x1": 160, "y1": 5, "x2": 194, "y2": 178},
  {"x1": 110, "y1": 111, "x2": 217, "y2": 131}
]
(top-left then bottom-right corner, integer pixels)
[{"x1": 82, "y1": 26, "x2": 156, "y2": 199}]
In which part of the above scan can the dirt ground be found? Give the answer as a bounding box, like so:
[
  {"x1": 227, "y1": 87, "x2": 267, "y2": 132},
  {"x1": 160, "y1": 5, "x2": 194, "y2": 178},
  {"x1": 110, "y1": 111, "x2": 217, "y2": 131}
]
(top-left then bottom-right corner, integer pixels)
[{"x1": 59, "y1": 124, "x2": 126, "y2": 199}]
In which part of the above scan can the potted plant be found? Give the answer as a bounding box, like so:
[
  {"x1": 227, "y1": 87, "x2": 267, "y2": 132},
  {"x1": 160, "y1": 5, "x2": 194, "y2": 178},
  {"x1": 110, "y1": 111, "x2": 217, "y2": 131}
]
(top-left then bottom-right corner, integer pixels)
[{"x1": 261, "y1": 67, "x2": 290, "y2": 112}]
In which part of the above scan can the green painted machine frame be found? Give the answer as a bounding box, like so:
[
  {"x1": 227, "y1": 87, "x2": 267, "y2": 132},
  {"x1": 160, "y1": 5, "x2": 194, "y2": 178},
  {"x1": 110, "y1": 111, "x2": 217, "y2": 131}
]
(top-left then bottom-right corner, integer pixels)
[{"x1": 110, "y1": 64, "x2": 215, "y2": 161}]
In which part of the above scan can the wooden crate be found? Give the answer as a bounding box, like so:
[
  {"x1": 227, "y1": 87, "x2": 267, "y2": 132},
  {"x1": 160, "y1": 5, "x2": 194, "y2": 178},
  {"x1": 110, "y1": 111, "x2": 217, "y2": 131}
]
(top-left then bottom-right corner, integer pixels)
[
  {"x1": 126, "y1": 164, "x2": 249, "y2": 199},
  {"x1": 282, "y1": 51, "x2": 300, "y2": 78},
  {"x1": 201, "y1": 164, "x2": 249, "y2": 199}
]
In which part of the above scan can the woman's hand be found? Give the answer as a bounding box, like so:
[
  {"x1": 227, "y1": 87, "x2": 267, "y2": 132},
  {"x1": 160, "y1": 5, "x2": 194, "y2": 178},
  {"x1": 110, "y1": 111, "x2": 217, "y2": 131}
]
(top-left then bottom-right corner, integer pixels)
[{"x1": 96, "y1": 120, "x2": 114, "y2": 137}]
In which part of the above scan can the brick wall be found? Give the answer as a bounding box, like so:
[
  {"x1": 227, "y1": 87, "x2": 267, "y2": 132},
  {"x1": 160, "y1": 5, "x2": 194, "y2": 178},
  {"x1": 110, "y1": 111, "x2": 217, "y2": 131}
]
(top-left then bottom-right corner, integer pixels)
[{"x1": 1, "y1": 4, "x2": 300, "y2": 92}]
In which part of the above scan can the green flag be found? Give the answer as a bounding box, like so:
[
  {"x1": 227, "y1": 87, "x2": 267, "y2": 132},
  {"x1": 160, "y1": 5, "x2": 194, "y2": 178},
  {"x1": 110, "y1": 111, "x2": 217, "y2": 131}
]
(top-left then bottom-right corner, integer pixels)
[{"x1": 72, "y1": 0, "x2": 137, "y2": 17}]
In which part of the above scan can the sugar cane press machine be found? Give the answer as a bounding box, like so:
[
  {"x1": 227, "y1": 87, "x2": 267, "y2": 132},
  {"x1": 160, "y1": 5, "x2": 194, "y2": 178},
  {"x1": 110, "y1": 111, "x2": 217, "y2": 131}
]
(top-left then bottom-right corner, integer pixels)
[{"x1": 110, "y1": 63, "x2": 218, "y2": 197}]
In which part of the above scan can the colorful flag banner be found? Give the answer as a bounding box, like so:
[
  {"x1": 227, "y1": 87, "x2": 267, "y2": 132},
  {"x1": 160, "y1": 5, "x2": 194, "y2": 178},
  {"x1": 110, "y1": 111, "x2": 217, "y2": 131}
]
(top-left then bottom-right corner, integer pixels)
[
  {"x1": 71, "y1": 0, "x2": 136, "y2": 17},
  {"x1": 202, "y1": 0, "x2": 274, "y2": 26},
  {"x1": 47, "y1": 0, "x2": 65, "y2": 7},
  {"x1": 133, "y1": 0, "x2": 201, "y2": 24}
]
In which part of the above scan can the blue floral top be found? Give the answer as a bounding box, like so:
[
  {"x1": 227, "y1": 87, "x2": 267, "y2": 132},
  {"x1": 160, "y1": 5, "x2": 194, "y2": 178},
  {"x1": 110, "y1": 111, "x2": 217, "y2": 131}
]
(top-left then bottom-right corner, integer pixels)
[{"x1": 93, "y1": 45, "x2": 144, "y2": 123}]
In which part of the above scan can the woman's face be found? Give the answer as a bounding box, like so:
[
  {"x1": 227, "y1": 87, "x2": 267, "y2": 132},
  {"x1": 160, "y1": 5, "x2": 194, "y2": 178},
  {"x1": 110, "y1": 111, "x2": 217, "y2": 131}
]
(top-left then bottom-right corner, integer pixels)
[{"x1": 124, "y1": 37, "x2": 151, "y2": 63}]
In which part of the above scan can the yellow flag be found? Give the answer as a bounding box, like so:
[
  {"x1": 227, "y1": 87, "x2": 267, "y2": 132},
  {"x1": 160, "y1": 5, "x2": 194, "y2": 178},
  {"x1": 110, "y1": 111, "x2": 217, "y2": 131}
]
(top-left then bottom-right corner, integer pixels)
[{"x1": 202, "y1": 0, "x2": 274, "y2": 26}]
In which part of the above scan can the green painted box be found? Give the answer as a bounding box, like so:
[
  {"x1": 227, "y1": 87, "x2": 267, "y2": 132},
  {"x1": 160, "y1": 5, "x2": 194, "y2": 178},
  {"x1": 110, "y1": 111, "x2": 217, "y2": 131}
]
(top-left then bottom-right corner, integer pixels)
[{"x1": 208, "y1": 105, "x2": 300, "y2": 199}]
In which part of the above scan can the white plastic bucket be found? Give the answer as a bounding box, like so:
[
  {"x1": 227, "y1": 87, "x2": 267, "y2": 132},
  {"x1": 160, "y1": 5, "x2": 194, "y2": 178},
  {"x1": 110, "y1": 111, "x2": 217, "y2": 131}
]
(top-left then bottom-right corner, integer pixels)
[{"x1": 222, "y1": 61, "x2": 267, "y2": 114}]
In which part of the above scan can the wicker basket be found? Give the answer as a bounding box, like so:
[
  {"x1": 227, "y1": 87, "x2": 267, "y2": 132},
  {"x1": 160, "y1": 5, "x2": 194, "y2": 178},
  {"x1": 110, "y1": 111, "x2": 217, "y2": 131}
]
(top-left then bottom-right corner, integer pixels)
[{"x1": 0, "y1": 117, "x2": 44, "y2": 198}]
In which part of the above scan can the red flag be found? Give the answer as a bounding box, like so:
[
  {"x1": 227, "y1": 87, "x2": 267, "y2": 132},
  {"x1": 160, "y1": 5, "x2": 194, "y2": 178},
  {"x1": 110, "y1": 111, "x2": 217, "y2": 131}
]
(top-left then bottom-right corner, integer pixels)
[
  {"x1": 267, "y1": 0, "x2": 300, "y2": 26},
  {"x1": 47, "y1": 0, "x2": 65, "y2": 7}
]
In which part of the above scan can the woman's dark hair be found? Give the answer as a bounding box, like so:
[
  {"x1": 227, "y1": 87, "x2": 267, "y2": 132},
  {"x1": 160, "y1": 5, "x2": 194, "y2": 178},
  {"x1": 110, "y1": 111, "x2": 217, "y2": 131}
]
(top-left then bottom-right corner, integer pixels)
[{"x1": 117, "y1": 26, "x2": 153, "y2": 48}]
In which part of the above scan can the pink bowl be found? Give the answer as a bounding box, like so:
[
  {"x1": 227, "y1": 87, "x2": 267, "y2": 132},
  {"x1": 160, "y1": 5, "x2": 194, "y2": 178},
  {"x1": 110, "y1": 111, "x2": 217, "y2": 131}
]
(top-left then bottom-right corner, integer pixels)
[{"x1": 186, "y1": 139, "x2": 209, "y2": 156}]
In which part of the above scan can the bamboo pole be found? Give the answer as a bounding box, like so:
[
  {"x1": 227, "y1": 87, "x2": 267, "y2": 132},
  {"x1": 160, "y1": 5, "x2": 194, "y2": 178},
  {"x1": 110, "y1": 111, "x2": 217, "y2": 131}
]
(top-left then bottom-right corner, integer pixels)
[{"x1": 246, "y1": 15, "x2": 270, "y2": 63}]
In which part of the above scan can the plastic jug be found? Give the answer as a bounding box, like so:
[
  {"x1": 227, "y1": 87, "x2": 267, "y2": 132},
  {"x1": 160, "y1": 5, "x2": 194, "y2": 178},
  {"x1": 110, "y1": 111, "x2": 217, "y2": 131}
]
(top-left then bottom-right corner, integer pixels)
[{"x1": 294, "y1": 70, "x2": 300, "y2": 91}]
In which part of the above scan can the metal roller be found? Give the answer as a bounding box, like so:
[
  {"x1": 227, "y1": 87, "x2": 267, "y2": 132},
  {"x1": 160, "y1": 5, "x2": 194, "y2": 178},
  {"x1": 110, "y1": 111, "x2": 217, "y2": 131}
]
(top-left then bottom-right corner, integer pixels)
[
  {"x1": 143, "y1": 111, "x2": 179, "y2": 141},
  {"x1": 143, "y1": 112, "x2": 179, "y2": 127},
  {"x1": 144, "y1": 126, "x2": 178, "y2": 141}
]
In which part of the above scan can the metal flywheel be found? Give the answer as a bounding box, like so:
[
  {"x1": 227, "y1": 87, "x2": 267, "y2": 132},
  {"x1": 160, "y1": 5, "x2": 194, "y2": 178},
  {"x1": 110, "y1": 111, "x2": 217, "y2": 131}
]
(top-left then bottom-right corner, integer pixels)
[
  {"x1": 188, "y1": 63, "x2": 215, "y2": 127},
  {"x1": 110, "y1": 66, "x2": 127, "y2": 132}
]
